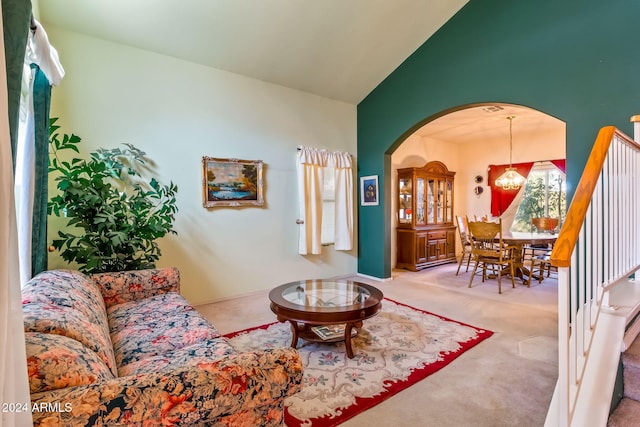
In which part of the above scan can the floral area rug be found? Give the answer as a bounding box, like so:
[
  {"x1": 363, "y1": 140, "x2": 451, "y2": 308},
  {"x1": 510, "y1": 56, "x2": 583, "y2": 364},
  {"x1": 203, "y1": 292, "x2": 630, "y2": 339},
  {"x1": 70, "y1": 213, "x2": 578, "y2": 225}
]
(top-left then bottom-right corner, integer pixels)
[{"x1": 224, "y1": 298, "x2": 493, "y2": 427}]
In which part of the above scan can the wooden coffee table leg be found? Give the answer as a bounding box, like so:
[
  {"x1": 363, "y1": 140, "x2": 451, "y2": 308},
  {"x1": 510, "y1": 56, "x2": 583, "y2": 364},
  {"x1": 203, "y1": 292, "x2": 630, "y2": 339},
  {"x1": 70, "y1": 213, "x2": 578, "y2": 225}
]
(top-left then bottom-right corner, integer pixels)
[
  {"x1": 344, "y1": 321, "x2": 362, "y2": 359},
  {"x1": 287, "y1": 320, "x2": 299, "y2": 349}
]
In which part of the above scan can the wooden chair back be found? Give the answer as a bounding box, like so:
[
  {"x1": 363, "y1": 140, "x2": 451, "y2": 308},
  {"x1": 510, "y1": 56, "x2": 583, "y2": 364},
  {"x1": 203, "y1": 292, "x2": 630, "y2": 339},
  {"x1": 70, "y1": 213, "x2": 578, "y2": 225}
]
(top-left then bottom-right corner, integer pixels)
[
  {"x1": 468, "y1": 220, "x2": 504, "y2": 259},
  {"x1": 467, "y1": 218, "x2": 516, "y2": 293},
  {"x1": 531, "y1": 217, "x2": 559, "y2": 233},
  {"x1": 456, "y1": 215, "x2": 471, "y2": 246}
]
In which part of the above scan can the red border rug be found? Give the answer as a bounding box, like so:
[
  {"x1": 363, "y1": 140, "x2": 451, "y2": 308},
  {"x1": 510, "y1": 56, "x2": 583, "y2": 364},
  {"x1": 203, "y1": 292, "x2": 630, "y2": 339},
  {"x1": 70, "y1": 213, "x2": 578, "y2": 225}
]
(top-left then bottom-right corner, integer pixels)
[{"x1": 224, "y1": 298, "x2": 493, "y2": 427}]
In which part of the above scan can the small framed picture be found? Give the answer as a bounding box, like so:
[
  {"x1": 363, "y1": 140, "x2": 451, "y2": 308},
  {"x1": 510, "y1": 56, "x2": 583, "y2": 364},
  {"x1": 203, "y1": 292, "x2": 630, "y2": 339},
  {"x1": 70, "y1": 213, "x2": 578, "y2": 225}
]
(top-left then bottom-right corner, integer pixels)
[
  {"x1": 360, "y1": 175, "x2": 379, "y2": 206},
  {"x1": 202, "y1": 157, "x2": 264, "y2": 207}
]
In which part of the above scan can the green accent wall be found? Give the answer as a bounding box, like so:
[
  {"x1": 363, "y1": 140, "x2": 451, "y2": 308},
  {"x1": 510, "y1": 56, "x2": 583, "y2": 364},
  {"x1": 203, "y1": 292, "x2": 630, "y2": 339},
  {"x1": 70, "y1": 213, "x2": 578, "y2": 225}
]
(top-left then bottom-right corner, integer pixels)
[{"x1": 357, "y1": 0, "x2": 640, "y2": 278}]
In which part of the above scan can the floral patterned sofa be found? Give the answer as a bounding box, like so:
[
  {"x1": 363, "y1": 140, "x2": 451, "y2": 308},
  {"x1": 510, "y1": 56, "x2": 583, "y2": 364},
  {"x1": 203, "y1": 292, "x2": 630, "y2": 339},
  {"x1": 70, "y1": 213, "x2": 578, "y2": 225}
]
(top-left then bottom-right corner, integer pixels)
[{"x1": 21, "y1": 268, "x2": 303, "y2": 426}]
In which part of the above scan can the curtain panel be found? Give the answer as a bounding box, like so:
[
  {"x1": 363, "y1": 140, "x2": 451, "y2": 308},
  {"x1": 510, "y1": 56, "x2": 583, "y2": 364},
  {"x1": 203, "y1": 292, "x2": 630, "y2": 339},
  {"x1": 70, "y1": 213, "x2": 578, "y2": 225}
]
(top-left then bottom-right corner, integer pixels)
[
  {"x1": 14, "y1": 62, "x2": 35, "y2": 285},
  {"x1": 296, "y1": 147, "x2": 326, "y2": 255},
  {"x1": 31, "y1": 65, "x2": 51, "y2": 276},
  {"x1": 296, "y1": 147, "x2": 353, "y2": 254},
  {"x1": 2, "y1": 0, "x2": 29, "y2": 168},
  {"x1": 329, "y1": 151, "x2": 353, "y2": 251}
]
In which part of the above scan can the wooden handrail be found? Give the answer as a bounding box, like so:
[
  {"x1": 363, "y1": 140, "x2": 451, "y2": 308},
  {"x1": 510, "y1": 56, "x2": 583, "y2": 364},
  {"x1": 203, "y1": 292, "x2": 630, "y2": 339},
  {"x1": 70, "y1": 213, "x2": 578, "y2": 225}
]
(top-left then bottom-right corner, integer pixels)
[{"x1": 550, "y1": 126, "x2": 639, "y2": 267}]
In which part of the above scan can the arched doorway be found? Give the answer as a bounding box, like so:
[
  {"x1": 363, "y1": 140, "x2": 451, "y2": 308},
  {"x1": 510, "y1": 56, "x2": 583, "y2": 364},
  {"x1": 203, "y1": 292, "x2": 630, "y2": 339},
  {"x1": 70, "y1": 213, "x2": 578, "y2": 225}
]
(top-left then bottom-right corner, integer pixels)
[{"x1": 388, "y1": 103, "x2": 566, "y2": 270}]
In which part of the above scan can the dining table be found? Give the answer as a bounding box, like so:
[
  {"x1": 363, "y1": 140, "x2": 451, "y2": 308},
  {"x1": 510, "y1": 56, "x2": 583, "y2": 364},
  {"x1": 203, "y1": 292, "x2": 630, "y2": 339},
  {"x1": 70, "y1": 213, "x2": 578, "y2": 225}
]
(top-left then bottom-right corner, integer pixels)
[{"x1": 501, "y1": 232, "x2": 558, "y2": 283}]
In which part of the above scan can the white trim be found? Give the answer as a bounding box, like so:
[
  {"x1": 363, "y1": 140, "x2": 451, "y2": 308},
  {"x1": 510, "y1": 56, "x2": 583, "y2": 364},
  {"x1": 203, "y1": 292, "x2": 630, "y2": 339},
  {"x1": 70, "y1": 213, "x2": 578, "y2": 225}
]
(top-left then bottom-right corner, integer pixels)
[{"x1": 356, "y1": 272, "x2": 393, "y2": 282}]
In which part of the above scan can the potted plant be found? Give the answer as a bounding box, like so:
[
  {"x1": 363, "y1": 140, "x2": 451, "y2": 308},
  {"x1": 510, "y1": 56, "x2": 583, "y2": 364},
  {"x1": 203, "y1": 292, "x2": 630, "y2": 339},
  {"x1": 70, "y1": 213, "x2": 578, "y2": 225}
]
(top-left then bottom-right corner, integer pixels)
[{"x1": 48, "y1": 118, "x2": 178, "y2": 274}]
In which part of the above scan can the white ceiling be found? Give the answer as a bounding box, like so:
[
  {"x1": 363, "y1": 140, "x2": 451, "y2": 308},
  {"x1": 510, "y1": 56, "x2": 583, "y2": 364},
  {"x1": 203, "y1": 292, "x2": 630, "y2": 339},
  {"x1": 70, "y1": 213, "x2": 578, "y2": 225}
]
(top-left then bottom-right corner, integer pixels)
[
  {"x1": 36, "y1": 0, "x2": 564, "y2": 143},
  {"x1": 37, "y1": 0, "x2": 469, "y2": 105},
  {"x1": 416, "y1": 104, "x2": 565, "y2": 144}
]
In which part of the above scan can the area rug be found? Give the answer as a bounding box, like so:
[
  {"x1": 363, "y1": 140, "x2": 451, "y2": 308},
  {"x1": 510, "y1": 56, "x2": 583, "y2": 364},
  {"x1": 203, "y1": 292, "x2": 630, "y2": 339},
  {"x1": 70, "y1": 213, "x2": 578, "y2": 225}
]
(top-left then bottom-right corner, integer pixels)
[{"x1": 224, "y1": 298, "x2": 493, "y2": 427}]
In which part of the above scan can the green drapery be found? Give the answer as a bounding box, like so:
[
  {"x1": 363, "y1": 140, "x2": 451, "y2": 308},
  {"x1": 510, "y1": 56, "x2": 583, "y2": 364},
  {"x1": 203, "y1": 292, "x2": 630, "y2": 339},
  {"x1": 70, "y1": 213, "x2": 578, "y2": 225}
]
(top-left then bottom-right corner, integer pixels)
[
  {"x1": 2, "y1": 0, "x2": 31, "y2": 168},
  {"x1": 4, "y1": 1, "x2": 53, "y2": 276},
  {"x1": 31, "y1": 65, "x2": 51, "y2": 275}
]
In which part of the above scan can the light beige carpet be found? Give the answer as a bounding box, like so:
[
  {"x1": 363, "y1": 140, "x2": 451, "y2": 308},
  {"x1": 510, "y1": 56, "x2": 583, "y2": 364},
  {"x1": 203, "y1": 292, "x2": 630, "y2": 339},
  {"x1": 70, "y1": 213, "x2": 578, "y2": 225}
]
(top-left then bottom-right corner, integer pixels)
[
  {"x1": 226, "y1": 298, "x2": 493, "y2": 426},
  {"x1": 196, "y1": 263, "x2": 558, "y2": 427}
]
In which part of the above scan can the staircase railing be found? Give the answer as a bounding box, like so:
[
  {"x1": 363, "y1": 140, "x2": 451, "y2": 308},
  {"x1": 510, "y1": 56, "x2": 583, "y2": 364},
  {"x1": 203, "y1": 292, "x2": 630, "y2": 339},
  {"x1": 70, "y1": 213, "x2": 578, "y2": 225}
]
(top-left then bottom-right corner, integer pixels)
[{"x1": 550, "y1": 123, "x2": 640, "y2": 426}]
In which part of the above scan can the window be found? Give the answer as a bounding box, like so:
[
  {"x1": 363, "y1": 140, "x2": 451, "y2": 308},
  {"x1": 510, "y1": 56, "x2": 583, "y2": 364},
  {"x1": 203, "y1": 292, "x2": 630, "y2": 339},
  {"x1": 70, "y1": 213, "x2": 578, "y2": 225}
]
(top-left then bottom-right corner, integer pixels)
[
  {"x1": 321, "y1": 166, "x2": 335, "y2": 245},
  {"x1": 511, "y1": 162, "x2": 566, "y2": 232}
]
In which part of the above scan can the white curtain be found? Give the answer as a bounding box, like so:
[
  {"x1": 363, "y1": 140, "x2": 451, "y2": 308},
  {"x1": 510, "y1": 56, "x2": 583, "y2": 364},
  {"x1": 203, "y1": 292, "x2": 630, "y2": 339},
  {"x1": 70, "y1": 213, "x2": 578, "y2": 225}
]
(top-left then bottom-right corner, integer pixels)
[
  {"x1": 296, "y1": 147, "x2": 353, "y2": 254},
  {"x1": 329, "y1": 151, "x2": 353, "y2": 250},
  {"x1": 14, "y1": 63, "x2": 35, "y2": 285},
  {"x1": 297, "y1": 147, "x2": 326, "y2": 255},
  {"x1": 14, "y1": 18, "x2": 64, "y2": 285},
  {"x1": 499, "y1": 184, "x2": 527, "y2": 229},
  {"x1": 26, "y1": 19, "x2": 64, "y2": 87},
  {"x1": 0, "y1": 6, "x2": 33, "y2": 426}
]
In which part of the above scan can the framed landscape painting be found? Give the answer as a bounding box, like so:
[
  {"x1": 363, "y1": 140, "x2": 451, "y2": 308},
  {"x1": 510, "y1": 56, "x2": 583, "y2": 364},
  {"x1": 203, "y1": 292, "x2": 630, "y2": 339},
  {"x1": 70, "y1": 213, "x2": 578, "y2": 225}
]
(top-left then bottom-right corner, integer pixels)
[{"x1": 202, "y1": 157, "x2": 264, "y2": 207}]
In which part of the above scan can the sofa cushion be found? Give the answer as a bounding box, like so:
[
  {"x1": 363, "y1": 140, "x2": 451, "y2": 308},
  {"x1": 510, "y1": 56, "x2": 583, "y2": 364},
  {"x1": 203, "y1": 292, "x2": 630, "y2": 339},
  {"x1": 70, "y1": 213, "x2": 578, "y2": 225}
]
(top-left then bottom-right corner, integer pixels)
[
  {"x1": 25, "y1": 332, "x2": 115, "y2": 394},
  {"x1": 23, "y1": 302, "x2": 118, "y2": 376},
  {"x1": 21, "y1": 270, "x2": 117, "y2": 375},
  {"x1": 108, "y1": 292, "x2": 222, "y2": 371},
  {"x1": 22, "y1": 270, "x2": 109, "y2": 327},
  {"x1": 118, "y1": 338, "x2": 236, "y2": 376},
  {"x1": 92, "y1": 267, "x2": 181, "y2": 308}
]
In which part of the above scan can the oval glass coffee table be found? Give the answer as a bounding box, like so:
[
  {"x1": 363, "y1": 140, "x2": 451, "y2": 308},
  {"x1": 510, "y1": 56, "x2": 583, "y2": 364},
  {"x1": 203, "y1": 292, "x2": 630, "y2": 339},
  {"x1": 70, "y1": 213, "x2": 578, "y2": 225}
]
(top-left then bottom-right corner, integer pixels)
[{"x1": 269, "y1": 279, "x2": 383, "y2": 358}]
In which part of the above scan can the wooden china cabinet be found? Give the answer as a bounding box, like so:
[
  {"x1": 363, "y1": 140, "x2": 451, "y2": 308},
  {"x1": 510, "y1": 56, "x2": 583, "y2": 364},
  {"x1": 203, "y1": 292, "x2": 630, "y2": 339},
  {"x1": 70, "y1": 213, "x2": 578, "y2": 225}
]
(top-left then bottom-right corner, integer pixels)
[{"x1": 396, "y1": 161, "x2": 456, "y2": 271}]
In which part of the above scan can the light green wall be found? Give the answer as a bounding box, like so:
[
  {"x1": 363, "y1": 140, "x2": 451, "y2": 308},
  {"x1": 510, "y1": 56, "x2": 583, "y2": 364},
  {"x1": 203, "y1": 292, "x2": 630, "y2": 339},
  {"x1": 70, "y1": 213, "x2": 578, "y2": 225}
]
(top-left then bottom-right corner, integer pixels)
[
  {"x1": 46, "y1": 27, "x2": 357, "y2": 304},
  {"x1": 357, "y1": 0, "x2": 640, "y2": 278}
]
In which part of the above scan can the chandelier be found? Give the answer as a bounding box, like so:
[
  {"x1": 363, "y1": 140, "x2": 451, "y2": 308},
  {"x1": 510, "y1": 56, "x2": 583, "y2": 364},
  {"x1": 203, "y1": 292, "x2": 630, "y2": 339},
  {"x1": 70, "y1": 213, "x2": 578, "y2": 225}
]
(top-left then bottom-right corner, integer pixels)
[{"x1": 495, "y1": 115, "x2": 526, "y2": 190}]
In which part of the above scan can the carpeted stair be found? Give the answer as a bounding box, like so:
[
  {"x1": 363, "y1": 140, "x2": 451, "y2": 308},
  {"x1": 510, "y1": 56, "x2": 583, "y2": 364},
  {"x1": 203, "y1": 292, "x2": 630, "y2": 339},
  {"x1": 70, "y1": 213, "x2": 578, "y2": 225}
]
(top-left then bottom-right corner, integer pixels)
[{"x1": 608, "y1": 336, "x2": 640, "y2": 426}]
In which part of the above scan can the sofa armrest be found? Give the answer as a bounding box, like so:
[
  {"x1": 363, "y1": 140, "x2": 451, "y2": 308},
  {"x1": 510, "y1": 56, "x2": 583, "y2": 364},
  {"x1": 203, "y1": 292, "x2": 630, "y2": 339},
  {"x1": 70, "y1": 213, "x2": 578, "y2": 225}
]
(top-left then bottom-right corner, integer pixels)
[
  {"x1": 91, "y1": 267, "x2": 181, "y2": 308},
  {"x1": 30, "y1": 347, "x2": 303, "y2": 426}
]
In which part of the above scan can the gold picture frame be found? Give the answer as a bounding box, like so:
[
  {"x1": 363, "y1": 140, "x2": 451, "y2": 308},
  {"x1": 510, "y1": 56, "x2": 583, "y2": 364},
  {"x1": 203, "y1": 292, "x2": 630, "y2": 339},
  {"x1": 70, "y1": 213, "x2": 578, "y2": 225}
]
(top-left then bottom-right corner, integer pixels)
[{"x1": 202, "y1": 157, "x2": 264, "y2": 207}]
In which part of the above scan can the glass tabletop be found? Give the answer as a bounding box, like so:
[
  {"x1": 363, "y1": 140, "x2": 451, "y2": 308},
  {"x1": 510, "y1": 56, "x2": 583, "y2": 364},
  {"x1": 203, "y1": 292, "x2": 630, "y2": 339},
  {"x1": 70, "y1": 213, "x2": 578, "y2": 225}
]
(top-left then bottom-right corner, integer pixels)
[{"x1": 281, "y1": 280, "x2": 370, "y2": 308}]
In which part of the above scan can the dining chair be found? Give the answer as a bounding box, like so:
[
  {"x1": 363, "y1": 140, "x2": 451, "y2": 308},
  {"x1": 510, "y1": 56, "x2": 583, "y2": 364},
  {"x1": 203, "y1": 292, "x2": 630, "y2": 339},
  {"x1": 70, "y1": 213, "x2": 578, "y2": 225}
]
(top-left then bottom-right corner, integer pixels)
[
  {"x1": 467, "y1": 218, "x2": 516, "y2": 294},
  {"x1": 528, "y1": 251, "x2": 553, "y2": 286},
  {"x1": 525, "y1": 217, "x2": 559, "y2": 285},
  {"x1": 455, "y1": 215, "x2": 473, "y2": 275}
]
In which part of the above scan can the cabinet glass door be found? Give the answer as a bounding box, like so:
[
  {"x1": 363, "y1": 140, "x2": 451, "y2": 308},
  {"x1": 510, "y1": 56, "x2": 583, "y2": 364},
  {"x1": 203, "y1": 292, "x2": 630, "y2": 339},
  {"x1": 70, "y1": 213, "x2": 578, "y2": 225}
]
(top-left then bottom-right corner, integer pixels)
[
  {"x1": 445, "y1": 179, "x2": 453, "y2": 223},
  {"x1": 398, "y1": 177, "x2": 412, "y2": 224},
  {"x1": 427, "y1": 179, "x2": 435, "y2": 223},
  {"x1": 437, "y1": 179, "x2": 444, "y2": 223},
  {"x1": 416, "y1": 178, "x2": 425, "y2": 224}
]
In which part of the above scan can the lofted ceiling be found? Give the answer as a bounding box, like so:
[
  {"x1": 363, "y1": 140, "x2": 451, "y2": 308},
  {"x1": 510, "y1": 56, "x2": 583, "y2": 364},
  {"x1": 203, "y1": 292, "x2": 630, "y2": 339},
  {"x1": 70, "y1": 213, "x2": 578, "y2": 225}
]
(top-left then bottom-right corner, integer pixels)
[
  {"x1": 37, "y1": 0, "x2": 469, "y2": 105},
  {"x1": 36, "y1": 0, "x2": 564, "y2": 144}
]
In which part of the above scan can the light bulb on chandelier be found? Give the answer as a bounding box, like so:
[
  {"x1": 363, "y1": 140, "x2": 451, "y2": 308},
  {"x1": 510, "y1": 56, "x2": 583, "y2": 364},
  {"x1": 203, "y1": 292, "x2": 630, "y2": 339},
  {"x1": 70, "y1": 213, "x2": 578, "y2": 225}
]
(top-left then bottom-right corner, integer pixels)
[{"x1": 495, "y1": 115, "x2": 526, "y2": 190}]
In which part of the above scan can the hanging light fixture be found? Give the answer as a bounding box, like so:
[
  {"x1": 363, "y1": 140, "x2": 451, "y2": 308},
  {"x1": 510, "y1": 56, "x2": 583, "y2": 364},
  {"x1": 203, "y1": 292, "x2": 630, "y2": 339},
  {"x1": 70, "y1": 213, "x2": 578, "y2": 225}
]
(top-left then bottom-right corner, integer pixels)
[{"x1": 495, "y1": 115, "x2": 526, "y2": 190}]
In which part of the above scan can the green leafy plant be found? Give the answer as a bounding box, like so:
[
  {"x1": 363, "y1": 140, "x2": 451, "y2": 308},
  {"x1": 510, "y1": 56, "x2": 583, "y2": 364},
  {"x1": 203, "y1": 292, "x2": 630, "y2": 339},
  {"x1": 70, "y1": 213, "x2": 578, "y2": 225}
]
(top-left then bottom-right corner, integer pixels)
[
  {"x1": 513, "y1": 169, "x2": 566, "y2": 232},
  {"x1": 48, "y1": 118, "x2": 178, "y2": 273}
]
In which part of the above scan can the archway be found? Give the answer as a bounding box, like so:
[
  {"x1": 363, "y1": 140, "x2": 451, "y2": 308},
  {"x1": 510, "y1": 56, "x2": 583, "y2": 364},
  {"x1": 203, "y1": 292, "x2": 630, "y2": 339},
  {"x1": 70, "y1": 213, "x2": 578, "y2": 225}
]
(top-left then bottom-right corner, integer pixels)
[{"x1": 387, "y1": 103, "x2": 566, "y2": 271}]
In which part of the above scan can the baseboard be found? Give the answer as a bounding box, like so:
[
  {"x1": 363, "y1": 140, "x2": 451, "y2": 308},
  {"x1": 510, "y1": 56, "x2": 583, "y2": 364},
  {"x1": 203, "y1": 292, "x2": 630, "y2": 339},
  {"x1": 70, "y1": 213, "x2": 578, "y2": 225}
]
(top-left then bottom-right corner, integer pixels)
[
  {"x1": 194, "y1": 288, "x2": 269, "y2": 307},
  {"x1": 356, "y1": 272, "x2": 393, "y2": 282}
]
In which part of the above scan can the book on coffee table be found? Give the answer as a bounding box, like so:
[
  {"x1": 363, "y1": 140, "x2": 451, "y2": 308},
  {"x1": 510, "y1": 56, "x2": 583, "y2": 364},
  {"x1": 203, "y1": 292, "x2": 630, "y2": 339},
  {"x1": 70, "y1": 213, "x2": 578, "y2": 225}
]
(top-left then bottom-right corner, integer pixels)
[{"x1": 311, "y1": 324, "x2": 356, "y2": 340}]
